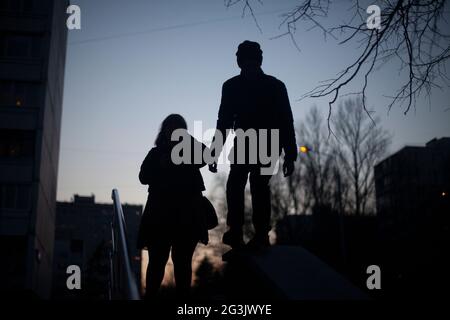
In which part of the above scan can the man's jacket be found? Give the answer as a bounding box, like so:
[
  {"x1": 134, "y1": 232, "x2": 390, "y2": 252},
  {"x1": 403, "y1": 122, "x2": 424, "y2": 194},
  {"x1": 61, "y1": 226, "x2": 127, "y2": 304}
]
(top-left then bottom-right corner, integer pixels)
[{"x1": 216, "y1": 69, "x2": 298, "y2": 163}]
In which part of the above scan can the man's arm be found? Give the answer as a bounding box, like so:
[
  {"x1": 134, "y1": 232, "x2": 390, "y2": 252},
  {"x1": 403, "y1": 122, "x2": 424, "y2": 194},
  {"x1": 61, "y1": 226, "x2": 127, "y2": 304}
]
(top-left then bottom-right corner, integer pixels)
[
  {"x1": 209, "y1": 82, "x2": 234, "y2": 170},
  {"x1": 278, "y1": 82, "x2": 298, "y2": 164}
]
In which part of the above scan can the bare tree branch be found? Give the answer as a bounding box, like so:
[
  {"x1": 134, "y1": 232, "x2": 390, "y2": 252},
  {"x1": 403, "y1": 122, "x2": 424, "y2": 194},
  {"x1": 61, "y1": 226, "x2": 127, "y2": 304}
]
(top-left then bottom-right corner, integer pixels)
[{"x1": 225, "y1": 0, "x2": 450, "y2": 117}]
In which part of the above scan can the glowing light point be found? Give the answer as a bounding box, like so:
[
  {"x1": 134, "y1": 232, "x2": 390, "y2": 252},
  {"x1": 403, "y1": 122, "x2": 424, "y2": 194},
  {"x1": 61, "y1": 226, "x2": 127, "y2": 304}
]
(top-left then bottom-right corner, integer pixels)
[{"x1": 299, "y1": 145, "x2": 309, "y2": 154}]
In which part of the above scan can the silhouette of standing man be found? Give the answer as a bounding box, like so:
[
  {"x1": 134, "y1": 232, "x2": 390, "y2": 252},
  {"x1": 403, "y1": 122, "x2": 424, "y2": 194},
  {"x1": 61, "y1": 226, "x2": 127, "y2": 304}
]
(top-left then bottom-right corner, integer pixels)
[{"x1": 209, "y1": 41, "x2": 297, "y2": 250}]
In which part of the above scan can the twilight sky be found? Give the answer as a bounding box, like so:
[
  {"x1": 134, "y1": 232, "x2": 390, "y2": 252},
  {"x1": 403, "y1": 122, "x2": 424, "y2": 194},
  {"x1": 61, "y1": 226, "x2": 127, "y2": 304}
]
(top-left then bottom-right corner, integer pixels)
[{"x1": 57, "y1": 0, "x2": 450, "y2": 205}]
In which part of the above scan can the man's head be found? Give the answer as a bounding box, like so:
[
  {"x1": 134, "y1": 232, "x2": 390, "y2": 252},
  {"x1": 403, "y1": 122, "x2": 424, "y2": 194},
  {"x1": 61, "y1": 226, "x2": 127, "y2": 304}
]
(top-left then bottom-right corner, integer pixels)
[{"x1": 236, "y1": 40, "x2": 263, "y2": 70}]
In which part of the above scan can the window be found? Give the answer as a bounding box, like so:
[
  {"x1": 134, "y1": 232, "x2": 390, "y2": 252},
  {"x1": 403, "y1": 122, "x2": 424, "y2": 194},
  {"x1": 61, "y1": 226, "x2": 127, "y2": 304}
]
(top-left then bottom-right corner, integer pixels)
[
  {"x1": 16, "y1": 185, "x2": 31, "y2": 210},
  {"x1": 0, "y1": 81, "x2": 41, "y2": 108},
  {"x1": 30, "y1": 36, "x2": 41, "y2": 57},
  {"x1": 14, "y1": 82, "x2": 41, "y2": 107},
  {"x1": 0, "y1": 34, "x2": 42, "y2": 59},
  {"x1": 0, "y1": 0, "x2": 20, "y2": 12},
  {"x1": 0, "y1": 0, "x2": 47, "y2": 14},
  {"x1": 70, "y1": 240, "x2": 84, "y2": 253},
  {"x1": 0, "y1": 35, "x2": 6, "y2": 55},
  {"x1": 22, "y1": 0, "x2": 34, "y2": 12},
  {"x1": 3, "y1": 185, "x2": 15, "y2": 209},
  {"x1": 6, "y1": 36, "x2": 29, "y2": 58},
  {"x1": 0, "y1": 2, "x2": 7, "y2": 11},
  {"x1": 0, "y1": 184, "x2": 31, "y2": 210},
  {"x1": 0, "y1": 129, "x2": 35, "y2": 158},
  {"x1": 0, "y1": 82, "x2": 13, "y2": 106},
  {"x1": 14, "y1": 82, "x2": 27, "y2": 106}
]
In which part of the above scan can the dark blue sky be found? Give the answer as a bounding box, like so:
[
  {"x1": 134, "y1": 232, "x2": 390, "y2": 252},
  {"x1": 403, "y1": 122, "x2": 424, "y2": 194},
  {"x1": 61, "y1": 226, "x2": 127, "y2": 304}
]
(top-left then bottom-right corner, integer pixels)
[{"x1": 58, "y1": 0, "x2": 450, "y2": 204}]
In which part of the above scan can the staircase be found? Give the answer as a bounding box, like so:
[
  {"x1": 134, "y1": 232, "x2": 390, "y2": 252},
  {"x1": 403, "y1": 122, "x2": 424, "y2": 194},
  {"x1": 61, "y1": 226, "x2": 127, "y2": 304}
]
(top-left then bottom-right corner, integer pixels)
[{"x1": 224, "y1": 245, "x2": 368, "y2": 300}]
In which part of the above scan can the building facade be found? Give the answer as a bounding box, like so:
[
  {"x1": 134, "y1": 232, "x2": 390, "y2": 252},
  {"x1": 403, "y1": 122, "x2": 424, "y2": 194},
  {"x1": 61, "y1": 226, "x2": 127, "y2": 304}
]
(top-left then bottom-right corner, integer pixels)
[
  {"x1": 53, "y1": 195, "x2": 143, "y2": 299},
  {"x1": 374, "y1": 137, "x2": 450, "y2": 296},
  {"x1": 0, "y1": 0, "x2": 68, "y2": 298},
  {"x1": 375, "y1": 137, "x2": 450, "y2": 232}
]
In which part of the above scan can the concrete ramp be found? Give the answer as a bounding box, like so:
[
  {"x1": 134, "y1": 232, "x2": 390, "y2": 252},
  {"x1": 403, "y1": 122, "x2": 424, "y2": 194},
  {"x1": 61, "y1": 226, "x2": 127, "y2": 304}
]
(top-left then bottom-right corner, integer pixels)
[{"x1": 224, "y1": 245, "x2": 368, "y2": 300}]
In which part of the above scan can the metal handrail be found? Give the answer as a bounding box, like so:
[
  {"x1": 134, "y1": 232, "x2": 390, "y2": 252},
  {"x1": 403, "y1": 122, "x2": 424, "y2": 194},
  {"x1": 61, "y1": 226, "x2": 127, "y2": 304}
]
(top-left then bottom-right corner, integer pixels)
[{"x1": 111, "y1": 188, "x2": 140, "y2": 300}]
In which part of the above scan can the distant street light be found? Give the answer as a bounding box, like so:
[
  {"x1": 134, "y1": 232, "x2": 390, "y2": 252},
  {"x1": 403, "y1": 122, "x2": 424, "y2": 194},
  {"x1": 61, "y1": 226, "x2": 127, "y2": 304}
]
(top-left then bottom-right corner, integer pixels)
[{"x1": 299, "y1": 145, "x2": 310, "y2": 154}]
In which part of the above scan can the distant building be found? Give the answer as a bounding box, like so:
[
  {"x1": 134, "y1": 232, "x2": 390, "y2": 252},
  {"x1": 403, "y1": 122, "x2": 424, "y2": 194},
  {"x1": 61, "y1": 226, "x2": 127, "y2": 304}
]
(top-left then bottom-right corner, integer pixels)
[
  {"x1": 0, "y1": 0, "x2": 68, "y2": 297},
  {"x1": 374, "y1": 137, "x2": 450, "y2": 296},
  {"x1": 375, "y1": 137, "x2": 450, "y2": 234},
  {"x1": 53, "y1": 194, "x2": 143, "y2": 300}
]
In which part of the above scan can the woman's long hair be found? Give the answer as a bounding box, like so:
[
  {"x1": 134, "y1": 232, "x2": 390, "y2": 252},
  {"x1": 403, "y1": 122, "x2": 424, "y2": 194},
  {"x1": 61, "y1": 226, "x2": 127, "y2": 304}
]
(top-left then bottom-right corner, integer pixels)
[{"x1": 155, "y1": 114, "x2": 187, "y2": 147}]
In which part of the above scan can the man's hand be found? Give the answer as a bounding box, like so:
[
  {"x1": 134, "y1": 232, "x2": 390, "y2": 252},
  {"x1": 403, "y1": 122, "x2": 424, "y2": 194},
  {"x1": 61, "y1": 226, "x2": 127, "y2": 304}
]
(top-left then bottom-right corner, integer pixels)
[
  {"x1": 209, "y1": 162, "x2": 218, "y2": 173},
  {"x1": 283, "y1": 160, "x2": 294, "y2": 177}
]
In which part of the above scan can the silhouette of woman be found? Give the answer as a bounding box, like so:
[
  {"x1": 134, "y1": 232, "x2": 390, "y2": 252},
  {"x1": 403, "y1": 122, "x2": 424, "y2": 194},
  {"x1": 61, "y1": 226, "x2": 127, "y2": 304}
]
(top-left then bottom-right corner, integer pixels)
[{"x1": 137, "y1": 114, "x2": 208, "y2": 299}]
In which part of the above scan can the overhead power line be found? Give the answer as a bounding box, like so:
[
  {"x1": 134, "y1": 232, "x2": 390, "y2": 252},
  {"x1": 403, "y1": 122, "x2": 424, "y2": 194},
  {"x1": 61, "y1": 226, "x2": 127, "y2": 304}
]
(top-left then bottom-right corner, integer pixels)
[{"x1": 68, "y1": 8, "x2": 288, "y2": 45}]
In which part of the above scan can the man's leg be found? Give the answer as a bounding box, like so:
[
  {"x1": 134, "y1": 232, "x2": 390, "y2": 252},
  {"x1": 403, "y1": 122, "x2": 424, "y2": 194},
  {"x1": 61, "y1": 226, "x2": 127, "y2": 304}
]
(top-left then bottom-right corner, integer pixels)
[
  {"x1": 248, "y1": 167, "x2": 272, "y2": 246},
  {"x1": 224, "y1": 164, "x2": 249, "y2": 247}
]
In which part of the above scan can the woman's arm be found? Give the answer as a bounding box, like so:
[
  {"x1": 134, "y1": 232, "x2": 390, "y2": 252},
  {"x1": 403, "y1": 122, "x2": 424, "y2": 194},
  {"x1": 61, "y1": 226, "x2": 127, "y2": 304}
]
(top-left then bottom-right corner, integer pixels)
[{"x1": 139, "y1": 149, "x2": 159, "y2": 185}]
